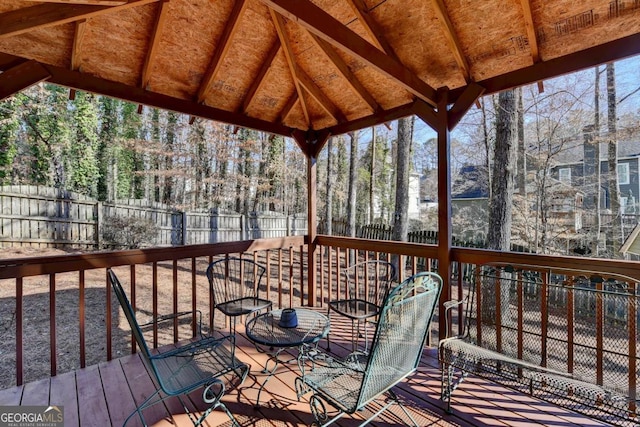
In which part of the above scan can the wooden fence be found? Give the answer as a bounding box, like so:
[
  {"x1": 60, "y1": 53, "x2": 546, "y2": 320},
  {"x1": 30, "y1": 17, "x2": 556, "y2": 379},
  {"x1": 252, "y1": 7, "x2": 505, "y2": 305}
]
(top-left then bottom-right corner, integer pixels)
[{"x1": 0, "y1": 186, "x2": 307, "y2": 249}]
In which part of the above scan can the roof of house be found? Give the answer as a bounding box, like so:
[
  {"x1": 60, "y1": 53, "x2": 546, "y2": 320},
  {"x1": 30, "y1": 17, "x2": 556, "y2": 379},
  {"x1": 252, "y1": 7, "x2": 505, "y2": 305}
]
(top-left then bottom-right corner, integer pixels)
[{"x1": 1, "y1": 1, "x2": 640, "y2": 139}]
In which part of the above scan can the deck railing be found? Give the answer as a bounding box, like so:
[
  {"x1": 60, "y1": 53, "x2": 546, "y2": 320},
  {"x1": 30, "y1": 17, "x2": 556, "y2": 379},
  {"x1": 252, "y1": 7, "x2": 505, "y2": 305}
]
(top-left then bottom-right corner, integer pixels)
[{"x1": 1, "y1": 234, "x2": 639, "y2": 405}]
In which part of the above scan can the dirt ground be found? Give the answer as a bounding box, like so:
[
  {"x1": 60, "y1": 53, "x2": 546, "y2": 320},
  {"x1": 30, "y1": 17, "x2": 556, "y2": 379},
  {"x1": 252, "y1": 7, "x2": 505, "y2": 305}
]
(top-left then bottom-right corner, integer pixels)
[{"x1": 0, "y1": 247, "x2": 220, "y2": 390}]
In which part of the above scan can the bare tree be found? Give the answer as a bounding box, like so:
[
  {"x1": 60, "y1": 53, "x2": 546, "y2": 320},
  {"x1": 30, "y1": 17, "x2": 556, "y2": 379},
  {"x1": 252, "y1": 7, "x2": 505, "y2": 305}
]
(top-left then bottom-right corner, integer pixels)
[
  {"x1": 606, "y1": 63, "x2": 623, "y2": 256},
  {"x1": 392, "y1": 116, "x2": 413, "y2": 243}
]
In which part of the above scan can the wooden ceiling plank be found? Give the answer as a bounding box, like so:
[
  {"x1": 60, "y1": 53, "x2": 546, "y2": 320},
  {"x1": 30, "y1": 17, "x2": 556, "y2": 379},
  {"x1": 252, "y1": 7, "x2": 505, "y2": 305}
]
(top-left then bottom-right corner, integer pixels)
[
  {"x1": 270, "y1": 8, "x2": 310, "y2": 126},
  {"x1": 8, "y1": 59, "x2": 294, "y2": 136},
  {"x1": 242, "y1": 40, "x2": 281, "y2": 113},
  {"x1": 23, "y1": 1, "x2": 127, "y2": 5},
  {"x1": 296, "y1": 66, "x2": 344, "y2": 123},
  {"x1": 261, "y1": 0, "x2": 438, "y2": 108},
  {"x1": 308, "y1": 31, "x2": 379, "y2": 113},
  {"x1": 141, "y1": 0, "x2": 170, "y2": 90},
  {"x1": 0, "y1": 0, "x2": 160, "y2": 39},
  {"x1": 345, "y1": 0, "x2": 399, "y2": 62},
  {"x1": 448, "y1": 82, "x2": 485, "y2": 130},
  {"x1": 448, "y1": 31, "x2": 640, "y2": 100},
  {"x1": 431, "y1": 0, "x2": 471, "y2": 82},
  {"x1": 196, "y1": 0, "x2": 249, "y2": 104},
  {"x1": 0, "y1": 60, "x2": 51, "y2": 101},
  {"x1": 519, "y1": 0, "x2": 539, "y2": 63}
]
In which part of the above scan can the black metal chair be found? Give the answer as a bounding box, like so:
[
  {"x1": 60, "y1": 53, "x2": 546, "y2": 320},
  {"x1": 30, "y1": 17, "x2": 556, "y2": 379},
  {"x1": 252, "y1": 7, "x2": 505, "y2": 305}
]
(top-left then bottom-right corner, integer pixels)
[
  {"x1": 327, "y1": 260, "x2": 396, "y2": 353},
  {"x1": 206, "y1": 257, "x2": 272, "y2": 335},
  {"x1": 296, "y1": 271, "x2": 442, "y2": 426},
  {"x1": 108, "y1": 268, "x2": 249, "y2": 427}
]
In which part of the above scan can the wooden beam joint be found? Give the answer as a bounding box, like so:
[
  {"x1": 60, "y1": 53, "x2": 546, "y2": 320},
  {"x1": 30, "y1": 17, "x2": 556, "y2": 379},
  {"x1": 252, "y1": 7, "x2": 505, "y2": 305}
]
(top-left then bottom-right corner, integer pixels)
[{"x1": 0, "y1": 60, "x2": 51, "y2": 101}]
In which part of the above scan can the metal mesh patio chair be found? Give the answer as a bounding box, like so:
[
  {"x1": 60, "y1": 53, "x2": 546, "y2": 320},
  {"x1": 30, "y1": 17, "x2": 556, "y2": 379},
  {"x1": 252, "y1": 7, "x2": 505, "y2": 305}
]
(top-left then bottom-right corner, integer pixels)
[
  {"x1": 297, "y1": 271, "x2": 442, "y2": 426},
  {"x1": 206, "y1": 257, "x2": 272, "y2": 335},
  {"x1": 327, "y1": 260, "x2": 396, "y2": 353},
  {"x1": 108, "y1": 268, "x2": 249, "y2": 427}
]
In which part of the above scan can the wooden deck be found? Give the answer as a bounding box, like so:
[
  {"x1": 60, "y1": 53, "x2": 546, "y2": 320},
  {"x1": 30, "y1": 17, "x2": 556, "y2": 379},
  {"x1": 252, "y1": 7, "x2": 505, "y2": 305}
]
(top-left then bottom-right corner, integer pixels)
[{"x1": 0, "y1": 315, "x2": 613, "y2": 427}]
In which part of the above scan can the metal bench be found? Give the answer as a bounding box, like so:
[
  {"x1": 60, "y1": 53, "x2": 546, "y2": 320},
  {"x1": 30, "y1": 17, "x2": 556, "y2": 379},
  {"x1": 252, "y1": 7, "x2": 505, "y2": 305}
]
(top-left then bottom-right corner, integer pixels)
[
  {"x1": 108, "y1": 268, "x2": 249, "y2": 426},
  {"x1": 439, "y1": 264, "x2": 639, "y2": 427}
]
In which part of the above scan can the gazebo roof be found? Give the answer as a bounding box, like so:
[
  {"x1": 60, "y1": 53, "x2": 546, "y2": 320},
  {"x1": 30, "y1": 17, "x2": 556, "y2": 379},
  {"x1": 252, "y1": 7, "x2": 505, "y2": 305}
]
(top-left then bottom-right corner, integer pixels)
[{"x1": 1, "y1": 0, "x2": 640, "y2": 139}]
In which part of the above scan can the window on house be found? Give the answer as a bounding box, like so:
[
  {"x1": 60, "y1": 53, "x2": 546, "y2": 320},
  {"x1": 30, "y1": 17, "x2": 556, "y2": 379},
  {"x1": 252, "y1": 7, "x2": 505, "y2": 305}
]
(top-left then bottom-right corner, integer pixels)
[
  {"x1": 618, "y1": 163, "x2": 630, "y2": 185},
  {"x1": 558, "y1": 168, "x2": 571, "y2": 184}
]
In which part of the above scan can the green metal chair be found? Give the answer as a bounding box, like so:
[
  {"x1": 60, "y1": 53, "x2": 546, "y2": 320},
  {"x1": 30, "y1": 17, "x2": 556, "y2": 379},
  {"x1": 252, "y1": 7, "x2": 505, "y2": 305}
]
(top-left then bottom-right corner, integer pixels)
[
  {"x1": 296, "y1": 271, "x2": 442, "y2": 426},
  {"x1": 327, "y1": 260, "x2": 396, "y2": 353},
  {"x1": 206, "y1": 257, "x2": 272, "y2": 335},
  {"x1": 108, "y1": 268, "x2": 249, "y2": 427}
]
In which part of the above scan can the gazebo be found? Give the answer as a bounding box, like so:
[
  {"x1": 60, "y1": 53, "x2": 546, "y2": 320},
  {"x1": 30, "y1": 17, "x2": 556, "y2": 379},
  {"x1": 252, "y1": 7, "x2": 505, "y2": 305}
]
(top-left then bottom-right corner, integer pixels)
[{"x1": 1, "y1": 1, "x2": 640, "y2": 426}]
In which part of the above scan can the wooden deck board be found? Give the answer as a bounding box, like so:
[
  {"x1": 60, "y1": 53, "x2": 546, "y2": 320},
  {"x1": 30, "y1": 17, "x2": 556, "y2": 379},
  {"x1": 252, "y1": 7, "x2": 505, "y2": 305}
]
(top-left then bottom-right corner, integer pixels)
[{"x1": 0, "y1": 316, "x2": 619, "y2": 427}]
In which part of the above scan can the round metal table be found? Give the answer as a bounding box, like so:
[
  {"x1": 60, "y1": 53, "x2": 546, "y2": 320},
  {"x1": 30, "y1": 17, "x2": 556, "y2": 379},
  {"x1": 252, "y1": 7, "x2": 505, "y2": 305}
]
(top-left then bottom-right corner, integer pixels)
[{"x1": 245, "y1": 308, "x2": 330, "y2": 407}]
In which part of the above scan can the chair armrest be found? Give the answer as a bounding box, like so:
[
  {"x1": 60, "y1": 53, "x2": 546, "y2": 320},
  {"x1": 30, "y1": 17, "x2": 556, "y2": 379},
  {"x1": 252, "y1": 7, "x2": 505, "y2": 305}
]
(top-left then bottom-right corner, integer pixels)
[
  {"x1": 442, "y1": 298, "x2": 467, "y2": 339},
  {"x1": 149, "y1": 334, "x2": 236, "y2": 360}
]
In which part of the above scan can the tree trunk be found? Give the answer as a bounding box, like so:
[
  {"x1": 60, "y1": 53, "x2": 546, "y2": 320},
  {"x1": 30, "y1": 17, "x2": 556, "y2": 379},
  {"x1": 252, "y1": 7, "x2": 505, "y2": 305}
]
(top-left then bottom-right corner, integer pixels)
[
  {"x1": 369, "y1": 126, "x2": 376, "y2": 223},
  {"x1": 392, "y1": 116, "x2": 413, "y2": 243},
  {"x1": 592, "y1": 67, "x2": 602, "y2": 256},
  {"x1": 347, "y1": 131, "x2": 358, "y2": 258},
  {"x1": 487, "y1": 90, "x2": 517, "y2": 251},
  {"x1": 516, "y1": 88, "x2": 525, "y2": 194},
  {"x1": 325, "y1": 137, "x2": 333, "y2": 235},
  {"x1": 606, "y1": 63, "x2": 623, "y2": 257}
]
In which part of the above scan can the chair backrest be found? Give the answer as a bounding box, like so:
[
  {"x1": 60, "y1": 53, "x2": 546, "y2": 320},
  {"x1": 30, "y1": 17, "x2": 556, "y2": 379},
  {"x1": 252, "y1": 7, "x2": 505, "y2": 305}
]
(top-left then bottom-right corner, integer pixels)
[
  {"x1": 342, "y1": 260, "x2": 397, "y2": 306},
  {"x1": 206, "y1": 257, "x2": 267, "y2": 305},
  {"x1": 107, "y1": 268, "x2": 152, "y2": 362},
  {"x1": 357, "y1": 271, "x2": 442, "y2": 406}
]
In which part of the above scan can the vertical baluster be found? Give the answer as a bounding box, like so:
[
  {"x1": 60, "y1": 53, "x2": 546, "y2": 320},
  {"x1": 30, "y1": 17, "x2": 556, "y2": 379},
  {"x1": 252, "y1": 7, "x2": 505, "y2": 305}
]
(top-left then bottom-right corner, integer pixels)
[
  {"x1": 16, "y1": 277, "x2": 23, "y2": 386},
  {"x1": 79, "y1": 270, "x2": 85, "y2": 368},
  {"x1": 152, "y1": 262, "x2": 158, "y2": 348},
  {"x1": 50, "y1": 273, "x2": 57, "y2": 375},
  {"x1": 173, "y1": 259, "x2": 178, "y2": 343},
  {"x1": 289, "y1": 247, "x2": 294, "y2": 307},
  {"x1": 130, "y1": 265, "x2": 137, "y2": 353},
  {"x1": 191, "y1": 257, "x2": 197, "y2": 337},
  {"x1": 629, "y1": 282, "x2": 637, "y2": 415}
]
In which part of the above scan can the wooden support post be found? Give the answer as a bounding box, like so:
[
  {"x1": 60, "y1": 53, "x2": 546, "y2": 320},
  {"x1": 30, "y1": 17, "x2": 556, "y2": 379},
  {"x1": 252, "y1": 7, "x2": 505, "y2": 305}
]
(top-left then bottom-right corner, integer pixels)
[
  {"x1": 436, "y1": 87, "x2": 452, "y2": 341},
  {"x1": 0, "y1": 60, "x2": 51, "y2": 101}
]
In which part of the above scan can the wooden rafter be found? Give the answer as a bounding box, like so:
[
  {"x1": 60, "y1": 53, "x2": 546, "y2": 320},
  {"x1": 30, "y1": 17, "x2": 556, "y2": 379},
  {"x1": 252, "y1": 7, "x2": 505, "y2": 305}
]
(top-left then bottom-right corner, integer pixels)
[
  {"x1": 447, "y1": 82, "x2": 485, "y2": 130},
  {"x1": 307, "y1": 31, "x2": 379, "y2": 113},
  {"x1": 261, "y1": 0, "x2": 438, "y2": 107},
  {"x1": 242, "y1": 40, "x2": 280, "y2": 113},
  {"x1": 280, "y1": 92, "x2": 298, "y2": 123},
  {"x1": 69, "y1": 19, "x2": 87, "y2": 99},
  {"x1": 328, "y1": 100, "x2": 418, "y2": 135},
  {"x1": 270, "y1": 8, "x2": 310, "y2": 125},
  {"x1": 0, "y1": 60, "x2": 51, "y2": 101},
  {"x1": 296, "y1": 66, "x2": 345, "y2": 123},
  {"x1": 345, "y1": 0, "x2": 399, "y2": 62},
  {"x1": 431, "y1": 0, "x2": 471, "y2": 82},
  {"x1": 519, "y1": 0, "x2": 544, "y2": 92},
  {"x1": 141, "y1": 0, "x2": 169, "y2": 90},
  {"x1": 0, "y1": 0, "x2": 160, "y2": 39},
  {"x1": 196, "y1": 0, "x2": 248, "y2": 104}
]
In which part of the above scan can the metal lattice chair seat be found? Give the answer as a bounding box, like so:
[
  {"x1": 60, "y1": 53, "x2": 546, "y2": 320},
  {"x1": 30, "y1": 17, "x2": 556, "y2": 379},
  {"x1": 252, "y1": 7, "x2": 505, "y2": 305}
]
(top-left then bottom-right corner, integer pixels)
[
  {"x1": 216, "y1": 297, "x2": 272, "y2": 317},
  {"x1": 297, "y1": 271, "x2": 442, "y2": 427}
]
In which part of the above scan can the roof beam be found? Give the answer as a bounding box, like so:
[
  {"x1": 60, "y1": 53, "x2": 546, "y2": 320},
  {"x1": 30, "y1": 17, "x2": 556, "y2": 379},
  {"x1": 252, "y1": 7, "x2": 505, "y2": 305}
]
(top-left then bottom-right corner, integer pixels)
[
  {"x1": 196, "y1": 0, "x2": 248, "y2": 103},
  {"x1": 261, "y1": 0, "x2": 438, "y2": 107},
  {"x1": 307, "y1": 31, "x2": 380, "y2": 113},
  {"x1": 23, "y1": 1, "x2": 127, "y2": 5},
  {"x1": 0, "y1": 0, "x2": 160, "y2": 39},
  {"x1": 141, "y1": 0, "x2": 170, "y2": 90},
  {"x1": 448, "y1": 82, "x2": 485, "y2": 129},
  {"x1": 327, "y1": 100, "x2": 418, "y2": 136},
  {"x1": 449, "y1": 31, "x2": 640, "y2": 100},
  {"x1": 0, "y1": 55, "x2": 292, "y2": 136},
  {"x1": 280, "y1": 92, "x2": 299, "y2": 123},
  {"x1": 69, "y1": 19, "x2": 87, "y2": 99},
  {"x1": 270, "y1": 8, "x2": 310, "y2": 126},
  {"x1": 0, "y1": 60, "x2": 51, "y2": 101},
  {"x1": 344, "y1": 0, "x2": 399, "y2": 61},
  {"x1": 242, "y1": 40, "x2": 280, "y2": 113},
  {"x1": 430, "y1": 0, "x2": 471, "y2": 82}
]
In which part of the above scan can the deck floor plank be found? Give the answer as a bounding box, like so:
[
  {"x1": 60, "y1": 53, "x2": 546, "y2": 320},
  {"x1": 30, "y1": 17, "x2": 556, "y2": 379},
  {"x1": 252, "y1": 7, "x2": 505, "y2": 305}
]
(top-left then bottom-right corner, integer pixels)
[
  {"x1": 0, "y1": 314, "x2": 622, "y2": 427},
  {"x1": 76, "y1": 364, "x2": 111, "y2": 427},
  {"x1": 49, "y1": 370, "x2": 79, "y2": 427}
]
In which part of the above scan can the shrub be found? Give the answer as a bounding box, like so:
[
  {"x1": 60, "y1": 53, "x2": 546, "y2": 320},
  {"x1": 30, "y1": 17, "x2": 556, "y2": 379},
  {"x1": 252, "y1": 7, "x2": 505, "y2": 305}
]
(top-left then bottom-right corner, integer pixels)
[{"x1": 102, "y1": 215, "x2": 157, "y2": 249}]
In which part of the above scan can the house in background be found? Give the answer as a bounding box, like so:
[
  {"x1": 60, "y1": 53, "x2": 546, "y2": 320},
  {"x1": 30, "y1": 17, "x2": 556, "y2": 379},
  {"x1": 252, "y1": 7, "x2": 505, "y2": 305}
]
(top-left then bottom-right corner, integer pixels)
[{"x1": 550, "y1": 127, "x2": 640, "y2": 235}]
